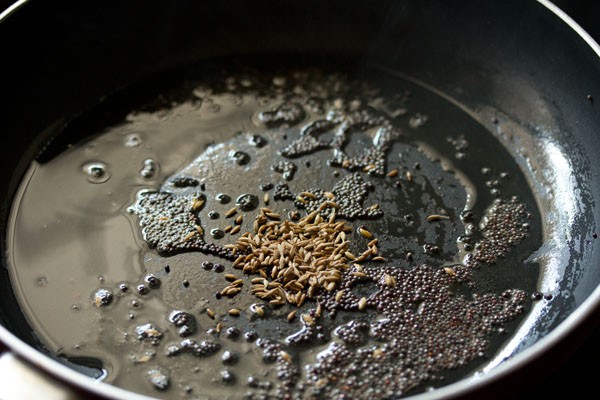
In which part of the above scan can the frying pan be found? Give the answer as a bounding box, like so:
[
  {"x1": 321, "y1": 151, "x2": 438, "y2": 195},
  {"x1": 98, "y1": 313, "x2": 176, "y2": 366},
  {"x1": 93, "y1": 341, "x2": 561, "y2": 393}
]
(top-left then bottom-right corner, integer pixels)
[{"x1": 1, "y1": 0, "x2": 599, "y2": 399}]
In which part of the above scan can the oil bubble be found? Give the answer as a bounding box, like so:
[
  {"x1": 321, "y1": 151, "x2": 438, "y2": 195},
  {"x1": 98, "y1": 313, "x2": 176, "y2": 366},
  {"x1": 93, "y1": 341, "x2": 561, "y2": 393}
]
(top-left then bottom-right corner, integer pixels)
[
  {"x1": 124, "y1": 133, "x2": 142, "y2": 147},
  {"x1": 229, "y1": 150, "x2": 251, "y2": 165},
  {"x1": 82, "y1": 162, "x2": 110, "y2": 184},
  {"x1": 93, "y1": 288, "x2": 113, "y2": 307},
  {"x1": 236, "y1": 194, "x2": 259, "y2": 211},
  {"x1": 248, "y1": 134, "x2": 267, "y2": 148},
  {"x1": 409, "y1": 113, "x2": 429, "y2": 128},
  {"x1": 211, "y1": 228, "x2": 225, "y2": 239},
  {"x1": 215, "y1": 193, "x2": 231, "y2": 204},
  {"x1": 140, "y1": 159, "x2": 159, "y2": 179}
]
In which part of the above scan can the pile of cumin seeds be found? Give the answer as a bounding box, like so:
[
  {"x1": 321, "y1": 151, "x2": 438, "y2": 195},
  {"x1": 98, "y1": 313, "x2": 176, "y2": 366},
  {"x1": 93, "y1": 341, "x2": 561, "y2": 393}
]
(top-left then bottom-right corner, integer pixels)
[{"x1": 226, "y1": 205, "x2": 379, "y2": 306}]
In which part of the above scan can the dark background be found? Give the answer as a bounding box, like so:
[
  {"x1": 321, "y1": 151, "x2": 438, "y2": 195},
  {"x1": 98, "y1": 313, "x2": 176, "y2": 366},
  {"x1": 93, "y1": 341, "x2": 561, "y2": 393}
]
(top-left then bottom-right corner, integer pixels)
[
  {"x1": 0, "y1": 0, "x2": 599, "y2": 399},
  {"x1": 553, "y1": 0, "x2": 600, "y2": 42}
]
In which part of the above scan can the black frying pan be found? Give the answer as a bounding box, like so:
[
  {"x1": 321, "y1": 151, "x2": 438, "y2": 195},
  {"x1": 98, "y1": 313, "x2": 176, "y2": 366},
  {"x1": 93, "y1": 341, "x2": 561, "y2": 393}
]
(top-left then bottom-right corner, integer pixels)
[{"x1": 1, "y1": 0, "x2": 599, "y2": 399}]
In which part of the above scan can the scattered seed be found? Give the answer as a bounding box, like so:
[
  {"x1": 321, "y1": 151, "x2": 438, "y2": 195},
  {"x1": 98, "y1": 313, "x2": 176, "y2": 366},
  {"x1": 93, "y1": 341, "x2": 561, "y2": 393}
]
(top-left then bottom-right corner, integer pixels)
[
  {"x1": 266, "y1": 212, "x2": 281, "y2": 220},
  {"x1": 427, "y1": 214, "x2": 451, "y2": 222},
  {"x1": 225, "y1": 207, "x2": 237, "y2": 218},
  {"x1": 384, "y1": 274, "x2": 397, "y2": 287},
  {"x1": 250, "y1": 304, "x2": 265, "y2": 317},
  {"x1": 387, "y1": 168, "x2": 399, "y2": 177},
  {"x1": 358, "y1": 297, "x2": 367, "y2": 310},
  {"x1": 372, "y1": 348, "x2": 385, "y2": 358},
  {"x1": 233, "y1": 255, "x2": 244, "y2": 268},
  {"x1": 224, "y1": 287, "x2": 242, "y2": 297},
  {"x1": 297, "y1": 292, "x2": 306, "y2": 307},
  {"x1": 230, "y1": 225, "x2": 241, "y2": 235},
  {"x1": 235, "y1": 215, "x2": 244, "y2": 225},
  {"x1": 183, "y1": 231, "x2": 196, "y2": 241},
  {"x1": 444, "y1": 267, "x2": 457, "y2": 277},
  {"x1": 358, "y1": 226, "x2": 373, "y2": 239},
  {"x1": 287, "y1": 310, "x2": 297, "y2": 322},
  {"x1": 363, "y1": 164, "x2": 376, "y2": 172},
  {"x1": 192, "y1": 198, "x2": 205, "y2": 211},
  {"x1": 206, "y1": 308, "x2": 216, "y2": 319},
  {"x1": 301, "y1": 313, "x2": 314, "y2": 325},
  {"x1": 228, "y1": 308, "x2": 241, "y2": 316},
  {"x1": 324, "y1": 201, "x2": 339, "y2": 209},
  {"x1": 263, "y1": 193, "x2": 270, "y2": 205},
  {"x1": 316, "y1": 302, "x2": 323, "y2": 318},
  {"x1": 315, "y1": 378, "x2": 329, "y2": 390},
  {"x1": 279, "y1": 351, "x2": 292, "y2": 363}
]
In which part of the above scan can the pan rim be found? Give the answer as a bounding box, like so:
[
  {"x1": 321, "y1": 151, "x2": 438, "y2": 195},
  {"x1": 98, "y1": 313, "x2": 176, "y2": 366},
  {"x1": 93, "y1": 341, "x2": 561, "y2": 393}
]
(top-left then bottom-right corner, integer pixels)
[
  {"x1": 0, "y1": 0, "x2": 599, "y2": 399},
  {"x1": 537, "y1": 0, "x2": 600, "y2": 59},
  {"x1": 0, "y1": 0, "x2": 28, "y2": 21},
  {"x1": 1, "y1": 285, "x2": 599, "y2": 400}
]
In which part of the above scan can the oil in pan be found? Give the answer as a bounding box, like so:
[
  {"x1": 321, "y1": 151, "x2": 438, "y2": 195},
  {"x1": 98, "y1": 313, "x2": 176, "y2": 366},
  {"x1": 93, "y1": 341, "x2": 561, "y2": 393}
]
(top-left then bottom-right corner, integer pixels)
[{"x1": 6, "y1": 59, "x2": 546, "y2": 399}]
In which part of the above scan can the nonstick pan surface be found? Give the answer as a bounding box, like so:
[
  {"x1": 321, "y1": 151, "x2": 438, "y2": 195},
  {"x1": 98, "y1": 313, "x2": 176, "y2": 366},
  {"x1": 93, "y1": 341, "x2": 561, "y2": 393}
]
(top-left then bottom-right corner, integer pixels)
[{"x1": 1, "y1": 1, "x2": 600, "y2": 399}]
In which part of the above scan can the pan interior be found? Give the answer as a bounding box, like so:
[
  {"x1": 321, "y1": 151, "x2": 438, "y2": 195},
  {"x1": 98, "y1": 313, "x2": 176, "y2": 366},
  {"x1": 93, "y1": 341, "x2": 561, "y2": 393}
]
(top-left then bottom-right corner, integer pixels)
[{"x1": 5, "y1": 57, "x2": 568, "y2": 399}]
